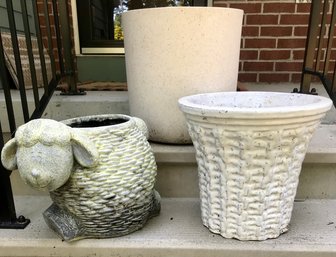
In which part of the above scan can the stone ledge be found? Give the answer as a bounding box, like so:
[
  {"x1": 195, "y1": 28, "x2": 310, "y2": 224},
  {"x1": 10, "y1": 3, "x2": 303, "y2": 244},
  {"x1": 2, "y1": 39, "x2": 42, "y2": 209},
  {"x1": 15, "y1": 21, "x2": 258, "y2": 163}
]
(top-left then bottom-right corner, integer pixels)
[
  {"x1": 0, "y1": 196, "x2": 335, "y2": 257},
  {"x1": 152, "y1": 124, "x2": 336, "y2": 164},
  {"x1": 8, "y1": 124, "x2": 336, "y2": 199},
  {"x1": 0, "y1": 90, "x2": 129, "y2": 132},
  {"x1": 4, "y1": 125, "x2": 336, "y2": 164}
]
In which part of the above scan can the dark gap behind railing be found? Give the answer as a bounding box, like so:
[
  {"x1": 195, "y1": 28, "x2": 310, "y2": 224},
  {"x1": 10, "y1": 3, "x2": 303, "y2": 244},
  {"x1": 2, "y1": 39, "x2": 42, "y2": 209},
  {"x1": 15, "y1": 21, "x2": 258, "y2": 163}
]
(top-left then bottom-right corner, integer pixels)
[
  {"x1": 0, "y1": 0, "x2": 77, "y2": 229},
  {"x1": 301, "y1": 0, "x2": 336, "y2": 106}
]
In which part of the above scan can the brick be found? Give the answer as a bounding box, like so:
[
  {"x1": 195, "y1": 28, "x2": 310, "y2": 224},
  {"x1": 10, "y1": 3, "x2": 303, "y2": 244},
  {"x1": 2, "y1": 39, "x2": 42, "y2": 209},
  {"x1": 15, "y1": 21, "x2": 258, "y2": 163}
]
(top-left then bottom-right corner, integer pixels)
[
  {"x1": 259, "y1": 73, "x2": 290, "y2": 82},
  {"x1": 275, "y1": 62, "x2": 303, "y2": 72},
  {"x1": 38, "y1": 16, "x2": 55, "y2": 27},
  {"x1": 296, "y1": 3, "x2": 311, "y2": 13},
  {"x1": 263, "y1": 3, "x2": 295, "y2": 13},
  {"x1": 320, "y1": 61, "x2": 336, "y2": 72},
  {"x1": 278, "y1": 38, "x2": 306, "y2": 48},
  {"x1": 246, "y1": 15, "x2": 278, "y2": 25},
  {"x1": 53, "y1": 49, "x2": 59, "y2": 56},
  {"x1": 245, "y1": 38, "x2": 276, "y2": 48},
  {"x1": 37, "y1": 2, "x2": 44, "y2": 11},
  {"x1": 293, "y1": 50, "x2": 306, "y2": 60},
  {"x1": 294, "y1": 26, "x2": 308, "y2": 37},
  {"x1": 40, "y1": 28, "x2": 48, "y2": 37},
  {"x1": 280, "y1": 14, "x2": 309, "y2": 25},
  {"x1": 238, "y1": 73, "x2": 257, "y2": 82},
  {"x1": 229, "y1": 3, "x2": 262, "y2": 13},
  {"x1": 291, "y1": 73, "x2": 302, "y2": 82},
  {"x1": 330, "y1": 50, "x2": 336, "y2": 60},
  {"x1": 315, "y1": 61, "x2": 326, "y2": 71},
  {"x1": 260, "y1": 27, "x2": 292, "y2": 37},
  {"x1": 242, "y1": 26, "x2": 259, "y2": 37},
  {"x1": 38, "y1": 16, "x2": 45, "y2": 25},
  {"x1": 313, "y1": 49, "x2": 322, "y2": 60},
  {"x1": 326, "y1": 14, "x2": 332, "y2": 25},
  {"x1": 37, "y1": 2, "x2": 53, "y2": 14},
  {"x1": 52, "y1": 38, "x2": 58, "y2": 48},
  {"x1": 292, "y1": 73, "x2": 320, "y2": 83},
  {"x1": 240, "y1": 50, "x2": 258, "y2": 60},
  {"x1": 328, "y1": 61, "x2": 335, "y2": 71},
  {"x1": 328, "y1": 63, "x2": 336, "y2": 73},
  {"x1": 244, "y1": 62, "x2": 274, "y2": 71},
  {"x1": 214, "y1": 2, "x2": 228, "y2": 7},
  {"x1": 260, "y1": 50, "x2": 291, "y2": 60}
]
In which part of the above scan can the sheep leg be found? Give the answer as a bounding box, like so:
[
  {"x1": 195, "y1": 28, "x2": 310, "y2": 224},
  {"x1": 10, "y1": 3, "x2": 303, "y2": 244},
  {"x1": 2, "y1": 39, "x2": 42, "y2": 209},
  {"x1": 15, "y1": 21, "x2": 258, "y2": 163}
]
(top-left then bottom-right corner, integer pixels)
[
  {"x1": 43, "y1": 203, "x2": 81, "y2": 241},
  {"x1": 148, "y1": 189, "x2": 161, "y2": 218}
]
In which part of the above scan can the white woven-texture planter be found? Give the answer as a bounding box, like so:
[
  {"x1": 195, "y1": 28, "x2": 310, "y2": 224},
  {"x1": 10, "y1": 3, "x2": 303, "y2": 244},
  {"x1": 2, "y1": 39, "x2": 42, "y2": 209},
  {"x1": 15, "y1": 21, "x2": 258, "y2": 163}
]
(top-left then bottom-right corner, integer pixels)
[
  {"x1": 122, "y1": 7, "x2": 243, "y2": 144},
  {"x1": 179, "y1": 92, "x2": 332, "y2": 240},
  {"x1": 1, "y1": 114, "x2": 160, "y2": 241},
  {"x1": 53, "y1": 114, "x2": 159, "y2": 240}
]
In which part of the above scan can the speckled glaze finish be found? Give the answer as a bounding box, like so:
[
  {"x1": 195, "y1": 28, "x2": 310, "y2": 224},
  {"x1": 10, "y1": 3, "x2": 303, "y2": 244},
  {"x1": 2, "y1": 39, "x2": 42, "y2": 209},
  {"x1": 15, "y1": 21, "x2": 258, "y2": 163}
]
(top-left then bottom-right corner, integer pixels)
[
  {"x1": 179, "y1": 92, "x2": 332, "y2": 240},
  {"x1": 122, "y1": 7, "x2": 243, "y2": 144},
  {"x1": 1, "y1": 114, "x2": 160, "y2": 241}
]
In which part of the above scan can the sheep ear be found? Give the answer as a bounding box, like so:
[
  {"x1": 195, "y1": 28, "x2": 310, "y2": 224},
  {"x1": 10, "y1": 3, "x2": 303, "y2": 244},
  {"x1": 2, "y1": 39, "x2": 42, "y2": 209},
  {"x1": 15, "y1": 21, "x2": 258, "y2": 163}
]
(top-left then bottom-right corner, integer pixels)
[
  {"x1": 1, "y1": 138, "x2": 18, "y2": 170},
  {"x1": 71, "y1": 131, "x2": 99, "y2": 168},
  {"x1": 133, "y1": 117, "x2": 149, "y2": 139}
]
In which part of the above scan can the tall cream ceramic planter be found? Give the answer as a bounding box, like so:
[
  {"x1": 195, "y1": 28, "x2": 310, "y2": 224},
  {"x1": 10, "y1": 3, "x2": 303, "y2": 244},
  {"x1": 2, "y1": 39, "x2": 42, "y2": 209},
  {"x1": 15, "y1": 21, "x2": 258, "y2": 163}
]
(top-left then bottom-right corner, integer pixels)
[
  {"x1": 122, "y1": 7, "x2": 243, "y2": 143},
  {"x1": 179, "y1": 92, "x2": 332, "y2": 240}
]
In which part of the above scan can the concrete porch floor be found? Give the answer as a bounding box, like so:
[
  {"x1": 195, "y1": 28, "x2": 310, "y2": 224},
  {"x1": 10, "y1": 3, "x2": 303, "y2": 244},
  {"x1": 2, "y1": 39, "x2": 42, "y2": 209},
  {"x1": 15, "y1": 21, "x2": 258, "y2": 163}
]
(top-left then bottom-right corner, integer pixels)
[
  {"x1": 0, "y1": 196, "x2": 335, "y2": 257},
  {"x1": 43, "y1": 82, "x2": 336, "y2": 124}
]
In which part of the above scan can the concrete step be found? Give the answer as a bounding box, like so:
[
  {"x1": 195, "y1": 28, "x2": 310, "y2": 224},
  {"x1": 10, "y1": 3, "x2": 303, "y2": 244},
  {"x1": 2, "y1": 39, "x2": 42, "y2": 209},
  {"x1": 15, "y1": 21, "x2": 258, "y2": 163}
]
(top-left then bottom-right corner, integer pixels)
[
  {"x1": 9, "y1": 124, "x2": 336, "y2": 200},
  {"x1": 1, "y1": 83, "x2": 335, "y2": 133},
  {"x1": 2, "y1": 83, "x2": 336, "y2": 199},
  {"x1": 0, "y1": 196, "x2": 335, "y2": 257},
  {"x1": 0, "y1": 90, "x2": 129, "y2": 133}
]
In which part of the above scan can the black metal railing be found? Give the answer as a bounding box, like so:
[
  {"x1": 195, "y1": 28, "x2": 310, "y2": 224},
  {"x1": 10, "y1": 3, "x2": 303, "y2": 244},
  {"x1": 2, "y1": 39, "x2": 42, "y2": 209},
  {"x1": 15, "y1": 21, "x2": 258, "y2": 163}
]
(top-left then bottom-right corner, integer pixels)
[
  {"x1": 301, "y1": 0, "x2": 336, "y2": 106},
  {"x1": 0, "y1": 0, "x2": 77, "y2": 228}
]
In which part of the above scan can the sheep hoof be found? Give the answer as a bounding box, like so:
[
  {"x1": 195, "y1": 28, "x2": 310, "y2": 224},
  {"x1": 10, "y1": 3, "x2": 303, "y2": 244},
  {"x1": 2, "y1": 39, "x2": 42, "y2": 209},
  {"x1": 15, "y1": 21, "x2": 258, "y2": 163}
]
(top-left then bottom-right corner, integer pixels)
[
  {"x1": 149, "y1": 190, "x2": 161, "y2": 218},
  {"x1": 43, "y1": 203, "x2": 81, "y2": 241}
]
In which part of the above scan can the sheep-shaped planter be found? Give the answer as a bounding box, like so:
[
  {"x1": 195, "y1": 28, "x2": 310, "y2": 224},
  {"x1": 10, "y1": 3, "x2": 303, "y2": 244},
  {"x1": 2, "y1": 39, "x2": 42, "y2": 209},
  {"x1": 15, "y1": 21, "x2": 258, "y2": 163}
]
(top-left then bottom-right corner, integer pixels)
[{"x1": 1, "y1": 114, "x2": 160, "y2": 241}]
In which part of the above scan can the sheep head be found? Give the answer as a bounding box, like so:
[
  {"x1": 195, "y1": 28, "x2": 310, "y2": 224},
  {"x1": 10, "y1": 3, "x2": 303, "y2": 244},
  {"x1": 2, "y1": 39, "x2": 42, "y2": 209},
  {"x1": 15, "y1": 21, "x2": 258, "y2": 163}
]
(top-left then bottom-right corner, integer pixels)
[{"x1": 1, "y1": 119, "x2": 99, "y2": 192}]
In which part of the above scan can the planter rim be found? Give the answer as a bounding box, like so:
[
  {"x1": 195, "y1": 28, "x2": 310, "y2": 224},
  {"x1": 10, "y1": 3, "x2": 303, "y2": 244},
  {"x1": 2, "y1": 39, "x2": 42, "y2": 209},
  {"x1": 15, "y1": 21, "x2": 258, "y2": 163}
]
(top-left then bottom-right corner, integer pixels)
[
  {"x1": 122, "y1": 6, "x2": 244, "y2": 16},
  {"x1": 61, "y1": 114, "x2": 133, "y2": 130},
  {"x1": 178, "y1": 91, "x2": 333, "y2": 119}
]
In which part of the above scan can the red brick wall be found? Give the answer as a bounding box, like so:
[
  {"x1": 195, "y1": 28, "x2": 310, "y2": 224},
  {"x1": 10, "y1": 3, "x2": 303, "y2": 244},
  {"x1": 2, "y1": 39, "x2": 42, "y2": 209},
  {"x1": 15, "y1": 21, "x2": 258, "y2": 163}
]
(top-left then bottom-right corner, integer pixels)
[
  {"x1": 36, "y1": 0, "x2": 75, "y2": 75},
  {"x1": 36, "y1": 0, "x2": 60, "y2": 71},
  {"x1": 38, "y1": 1, "x2": 331, "y2": 84},
  {"x1": 214, "y1": 0, "x2": 316, "y2": 83}
]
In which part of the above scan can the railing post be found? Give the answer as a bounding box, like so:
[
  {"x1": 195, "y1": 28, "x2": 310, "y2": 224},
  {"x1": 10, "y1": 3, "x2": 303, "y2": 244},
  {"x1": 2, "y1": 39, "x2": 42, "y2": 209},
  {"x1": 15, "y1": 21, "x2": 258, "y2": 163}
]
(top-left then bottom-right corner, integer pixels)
[
  {"x1": 6, "y1": 0, "x2": 30, "y2": 122},
  {"x1": 0, "y1": 163, "x2": 30, "y2": 228},
  {"x1": 300, "y1": 0, "x2": 322, "y2": 93},
  {"x1": 0, "y1": 34, "x2": 30, "y2": 229},
  {"x1": 58, "y1": 0, "x2": 85, "y2": 95}
]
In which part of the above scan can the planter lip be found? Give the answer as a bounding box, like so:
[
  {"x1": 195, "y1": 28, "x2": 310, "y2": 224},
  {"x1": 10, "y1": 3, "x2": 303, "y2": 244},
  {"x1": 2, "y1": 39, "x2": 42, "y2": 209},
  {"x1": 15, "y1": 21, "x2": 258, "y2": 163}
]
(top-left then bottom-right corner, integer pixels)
[
  {"x1": 178, "y1": 91, "x2": 333, "y2": 119},
  {"x1": 122, "y1": 6, "x2": 244, "y2": 16},
  {"x1": 61, "y1": 114, "x2": 133, "y2": 130}
]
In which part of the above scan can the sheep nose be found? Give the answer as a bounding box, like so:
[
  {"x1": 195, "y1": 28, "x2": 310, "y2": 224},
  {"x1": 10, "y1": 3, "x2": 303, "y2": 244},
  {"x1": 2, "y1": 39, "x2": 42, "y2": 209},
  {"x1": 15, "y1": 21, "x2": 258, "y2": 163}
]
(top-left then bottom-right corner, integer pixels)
[{"x1": 31, "y1": 169, "x2": 41, "y2": 178}]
